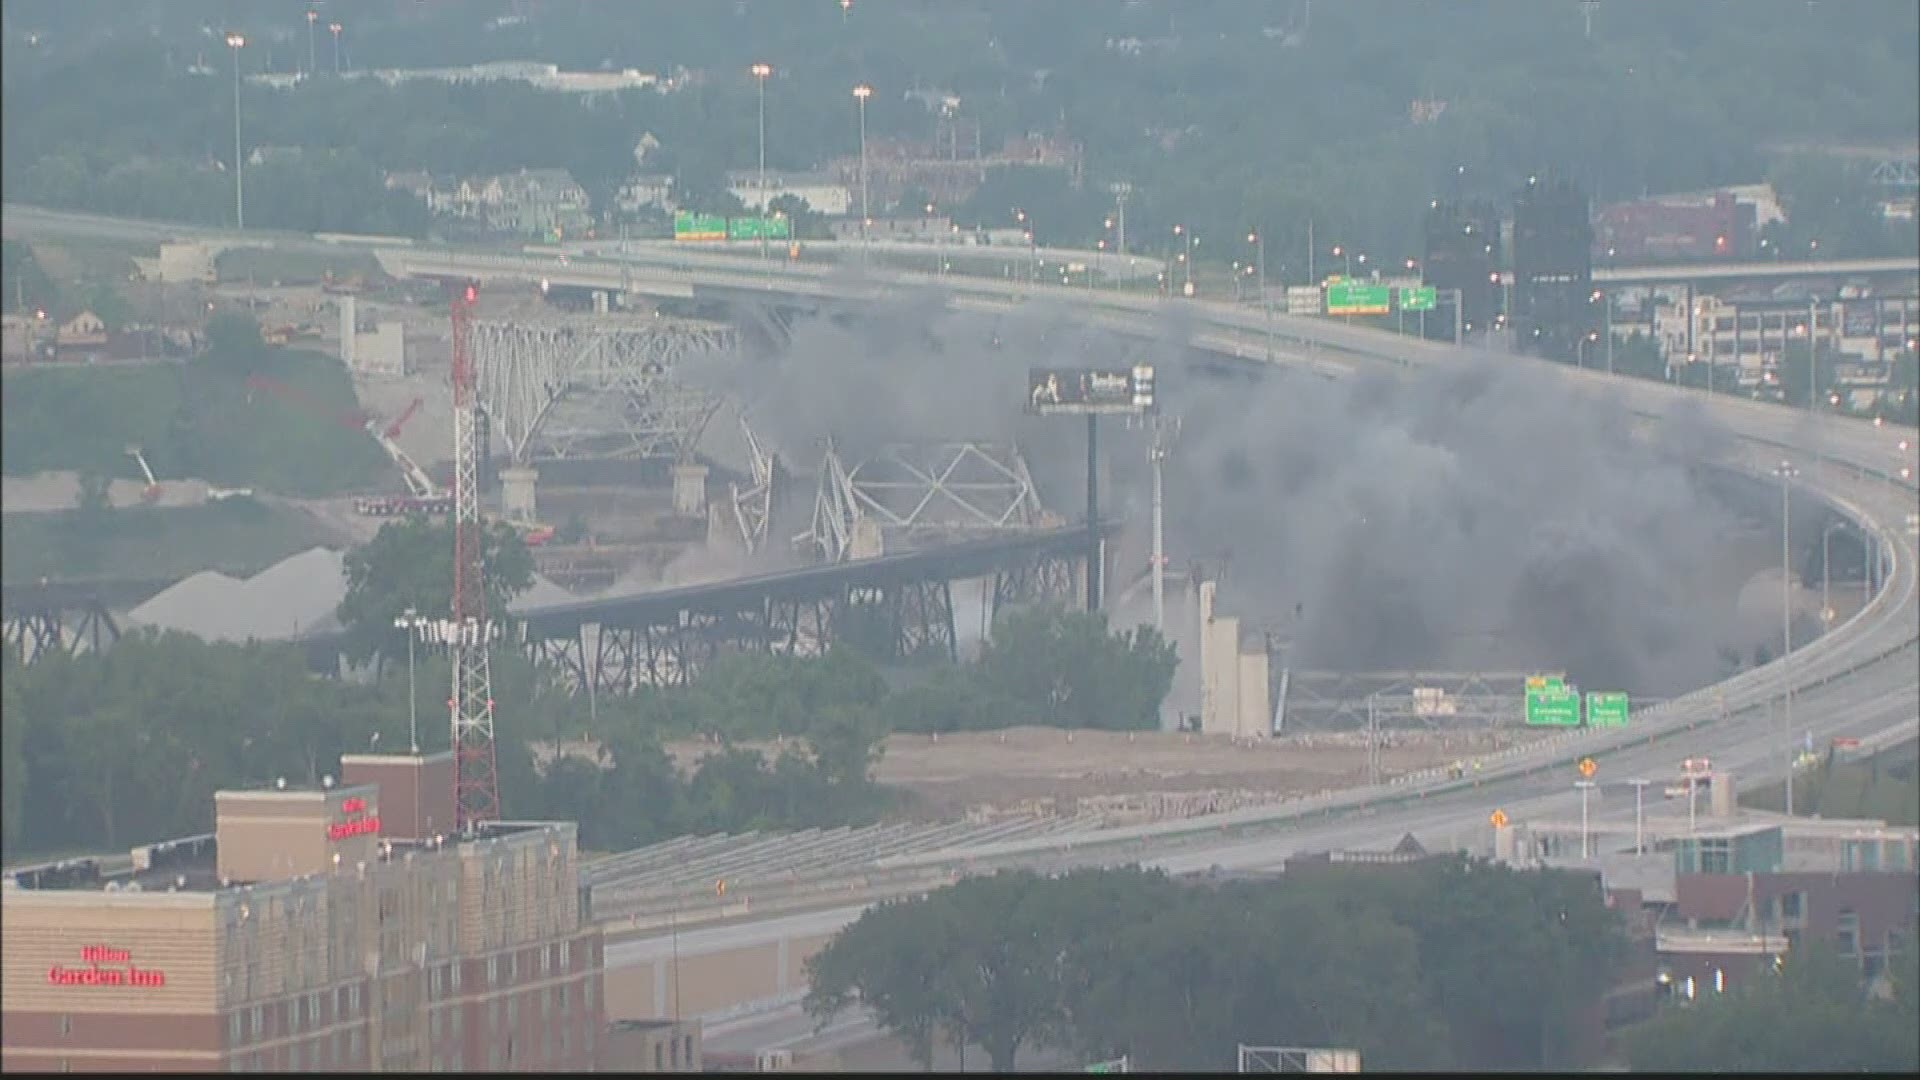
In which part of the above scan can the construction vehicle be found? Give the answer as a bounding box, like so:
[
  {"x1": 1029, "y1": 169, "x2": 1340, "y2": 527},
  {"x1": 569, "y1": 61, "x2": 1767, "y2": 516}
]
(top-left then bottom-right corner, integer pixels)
[
  {"x1": 243, "y1": 374, "x2": 453, "y2": 517},
  {"x1": 124, "y1": 445, "x2": 162, "y2": 503}
]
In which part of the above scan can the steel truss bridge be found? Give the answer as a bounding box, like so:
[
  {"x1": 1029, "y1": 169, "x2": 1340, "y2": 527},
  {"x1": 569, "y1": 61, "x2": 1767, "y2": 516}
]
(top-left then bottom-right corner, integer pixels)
[
  {"x1": 469, "y1": 314, "x2": 737, "y2": 465},
  {"x1": 1, "y1": 583, "x2": 120, "y2": 663},
  {"x1": 799, "y1": 439, "x2": 1054, "y2": 564},
  {"x1": 515, "y1": 524, "x2": 1101, "y2": 691}
]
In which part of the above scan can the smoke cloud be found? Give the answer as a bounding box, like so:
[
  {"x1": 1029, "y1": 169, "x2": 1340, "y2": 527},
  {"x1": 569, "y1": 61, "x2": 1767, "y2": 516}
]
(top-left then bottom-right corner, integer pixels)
[
  {"x1": 684, "y1": 290, "x2": 1766, "y2": 698},
  {"x1": 1156, "y1": 352, "x2": 1760, "y2": 697}
]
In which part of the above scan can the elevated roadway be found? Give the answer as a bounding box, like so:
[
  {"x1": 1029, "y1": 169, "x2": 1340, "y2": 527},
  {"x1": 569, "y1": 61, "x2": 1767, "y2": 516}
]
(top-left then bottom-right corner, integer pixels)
[{"x1": 7, "y1": 203, "x2": 1917, "y2": 1056}]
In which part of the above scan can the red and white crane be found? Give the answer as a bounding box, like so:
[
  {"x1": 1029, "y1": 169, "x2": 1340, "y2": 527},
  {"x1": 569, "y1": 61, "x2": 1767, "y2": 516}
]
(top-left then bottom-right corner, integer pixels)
[{"x1": 242, "y1": 374, "x2": 450, "y2": 516}]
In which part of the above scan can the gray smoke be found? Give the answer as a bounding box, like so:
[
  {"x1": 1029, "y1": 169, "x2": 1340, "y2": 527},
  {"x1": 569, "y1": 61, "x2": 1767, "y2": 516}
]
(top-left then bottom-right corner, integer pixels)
[
  {"x1": 687, "y1": 292, "x2": 1759, "y2": 698},
  {"x1": 1159, "y1": 353, "x2": 1755, "y2": 697}
]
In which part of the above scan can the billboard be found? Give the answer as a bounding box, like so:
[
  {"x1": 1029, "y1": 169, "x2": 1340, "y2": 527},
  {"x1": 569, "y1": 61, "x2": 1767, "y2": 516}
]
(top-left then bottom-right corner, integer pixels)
[
  {"x1": 1027, "y1": 366, "x2": 1156, "y2": 415},
  {"x1": 1326, "y1": 282, "x2": 1391, "y2": 316}
]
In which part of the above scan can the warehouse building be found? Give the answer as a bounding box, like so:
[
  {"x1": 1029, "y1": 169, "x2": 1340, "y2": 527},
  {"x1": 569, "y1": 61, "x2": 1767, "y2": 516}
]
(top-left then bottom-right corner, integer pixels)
[{"x1": 0, "y1": 752, "x2": 604, "y2": 1072}]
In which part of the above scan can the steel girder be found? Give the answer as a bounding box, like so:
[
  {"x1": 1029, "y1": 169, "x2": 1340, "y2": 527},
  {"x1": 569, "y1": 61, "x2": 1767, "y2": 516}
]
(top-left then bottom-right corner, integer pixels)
[
  {"x1": 1274, "y1": 670, "x2": 1541, "y2": 731},
  {"x1": 524, "y1": 579, "x2": 967, "y2": 692},
  {"x1": 469, "y1": 315, "x2": 736, "y2": 465},
  {"x1": 800, "y1": 439, "x2": 1047, "y2": 563},
  {"x1": 1, "y1": 588, "x2": 120, "y2": 663},
  {"x1": 728, "y1": 416, "x2": 777, "y2": 555}
]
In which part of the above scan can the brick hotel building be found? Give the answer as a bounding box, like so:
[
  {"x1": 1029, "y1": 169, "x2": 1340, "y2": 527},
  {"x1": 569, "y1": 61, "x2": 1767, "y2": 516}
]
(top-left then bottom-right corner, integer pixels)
[{"x1": 1, "y1": 752, "x2": 605, "y2": 1072}]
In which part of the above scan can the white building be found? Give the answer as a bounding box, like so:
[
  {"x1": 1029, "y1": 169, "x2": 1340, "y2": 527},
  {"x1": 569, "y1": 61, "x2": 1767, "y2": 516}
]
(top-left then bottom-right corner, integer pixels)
[
  {"x1": 725, "y1": 170, "x2": 852, "y2": 217},
  {"x1": 1649, "y1": 290, "x2": 1919, "y2": 403}
]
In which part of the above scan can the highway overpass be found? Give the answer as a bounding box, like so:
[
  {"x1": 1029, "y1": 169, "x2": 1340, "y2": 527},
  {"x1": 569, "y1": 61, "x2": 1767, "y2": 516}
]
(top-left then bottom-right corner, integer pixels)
[{"x1": 7, "y1": 203, "x2": 1917, "y2": 1062}]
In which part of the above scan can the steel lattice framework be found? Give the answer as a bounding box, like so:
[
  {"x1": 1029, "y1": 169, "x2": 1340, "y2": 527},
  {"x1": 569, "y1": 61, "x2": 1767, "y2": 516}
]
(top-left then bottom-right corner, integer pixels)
[
  {"x1": 728, "y1": 415, "x2": 777, "y2": 556},
  {"x1": 1274, "y1": 670, "x2": 1542, "y2": 731},
  {"x1": 469, "y1": 315, "x2": 735, "y2": 465},
  {"x1": 799, "y1": 439, "x2": 1050, "y2": 563},
  {"x1": 450, "y1": 290, "x2": 501, "y2": 828},
  {"x1": 1, "y1": 585, "x2": 120, "y2": 664}
]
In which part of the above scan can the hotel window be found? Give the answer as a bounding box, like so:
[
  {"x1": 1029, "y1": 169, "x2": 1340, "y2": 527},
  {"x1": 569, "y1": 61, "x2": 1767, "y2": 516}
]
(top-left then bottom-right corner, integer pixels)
[
  {"x1": 348, "y1": 984, "x2": 361, "y2": 1013},
  {"x1": 308, "y1": 992, "x2": 321, "y2": 1025},
  {"x1": 487, "y1": 956, "x2": 499, "y2": 986},
  {"x1": 584, "y1": 980, "x2": 595, "y2": 1008},
  {"x1": 558, "y1": 984, "x2": 569, "y2": 1009},
  {"x1": 654, "y1": 1044, "x2": 664, "y2": 1071},
  {"x1": 288, "y1": 1043, "x2": 300, "y2": 1071},
  {"x1": 560, "y1": 941, "x2": 571, "y2": 969},
  {"x1": 251, "y1": 1006, "x2": 264, "y2": 1038},
  {"x1": 542, "y1": 945, "x2": 551, "y2": 975},
  {"x1": 509, "y1": 951, "x2": 519, "y2": 980},
  {"x1": 1838, "y1": 910, "x2": 1860, "y2": 957},
  {"x1": 229, "y1": 1013, "x2": 242, "y2": 1044},
  {"x1": 291, "y1": 996, "x2": 303, "y2": 1029},
  {"x1": 451, "y1": 962, "x2": 462, "y2": 992},
  {"x1": 431, "y1": 1011, "x2": 442, "y2": 1040},
  {"x1": 349, "y1": 1029, "x2": 363, "y2": 1061},
  {"x1": 431, "y1": 966, "x2": 443, "y2": 998}
]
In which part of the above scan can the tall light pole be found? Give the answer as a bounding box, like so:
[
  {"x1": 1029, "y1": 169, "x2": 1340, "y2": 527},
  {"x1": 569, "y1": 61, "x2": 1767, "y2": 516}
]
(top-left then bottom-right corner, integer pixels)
[
  {"x1": 1774, "y1": 460, "x2": 1799, "y2": 816},
  {"x1": 852, "y1": 83, "x2": 873, "y2": 267},
  {"x1": 1149, "y1": 417, "x2": 1178, "y2": 634},
  {"x1": 751, "y1": 63, "x2": 773, "y2": 267},
  {"x1": 1249, "y1": 229, "x2": 1271, "y2": 361},
  {"x1": 329, "y1": 21, "x2": 342, "y2": 75},
  {"x1": 1109, "y1": 181, "x2": 1130, "y2": 283},
  {"x1": 394, "y1": 608, "x2": 426, "y2": 753},
  {"x1": 225, "y1": 31, "x2": 246, "y2": 230},
  {"x1": 305, "y1": 8, "x2": 318, "y2": 77},
  {"x1": 1627, "y1": 778, "x2": 1650, "y2": 855},
  {"x1": 1575, "y1": 780, "x2": 1597, "y2": 859}
]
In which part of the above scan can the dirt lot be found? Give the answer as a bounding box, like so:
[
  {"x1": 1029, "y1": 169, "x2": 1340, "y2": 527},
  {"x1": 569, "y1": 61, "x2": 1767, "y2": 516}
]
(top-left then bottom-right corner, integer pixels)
[{"x1": 654, "y1": 725, "x2": 1550, "y2": 825}]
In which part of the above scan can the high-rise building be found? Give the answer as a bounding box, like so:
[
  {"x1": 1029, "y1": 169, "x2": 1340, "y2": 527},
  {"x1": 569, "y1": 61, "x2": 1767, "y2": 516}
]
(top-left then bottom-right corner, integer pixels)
[
  {"x1": 0, "y1": 752, "x2": 604, "y2": 1073},
  {"x1": 1511, "y1": 176, "x2": 1598, "y2": 362},
  {"x1": 1423, "y1": 200, "x2": 1503, "y2": 338}
]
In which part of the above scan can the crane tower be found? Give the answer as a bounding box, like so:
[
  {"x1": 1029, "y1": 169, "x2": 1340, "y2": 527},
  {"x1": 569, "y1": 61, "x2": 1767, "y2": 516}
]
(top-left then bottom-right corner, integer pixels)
[{"x1": 450, "y1": 284, "x2": 501, "y2": 828}]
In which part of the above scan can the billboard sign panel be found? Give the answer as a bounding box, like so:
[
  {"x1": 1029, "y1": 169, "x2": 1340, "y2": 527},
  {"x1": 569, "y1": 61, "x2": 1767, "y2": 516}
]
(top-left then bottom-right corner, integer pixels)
[
  {"x1": 1327, "y1": 282, "x2": 1392, "y2": 316},
  {"x1": 1401, "y1": 286, "x2": 1438, "y2": 312},
  {"x1": 1586, "y1": 691, "x2": 1629, "y2": 727},
  {"x1": 1287, "y1": 285, "x2": 1324, "y2": 315},
  {"x1": 1027, "y1": 366, "x2": 1156, "y2": 415}
]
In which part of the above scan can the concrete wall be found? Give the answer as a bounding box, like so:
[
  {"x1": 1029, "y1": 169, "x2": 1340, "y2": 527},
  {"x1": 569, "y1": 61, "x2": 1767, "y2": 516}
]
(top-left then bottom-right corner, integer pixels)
[
  {"x1": 214, "y1": 786, "x2": 383, "y2": 884},
  {"x1": 353, "y1": 321, "x2": 406, "y2": 376},
  {"x1": 603, "y1": 932, "x2": 833, "y2": 1023}
]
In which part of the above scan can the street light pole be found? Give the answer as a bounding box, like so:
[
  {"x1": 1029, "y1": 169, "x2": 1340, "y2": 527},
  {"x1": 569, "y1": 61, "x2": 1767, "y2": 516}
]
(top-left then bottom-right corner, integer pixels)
[
  {"x1": 1775, "y1": 461, "x2": 1799, "y2": 816},
  {"x1": 1575, "y1": 781, "x2": 1596, "y2": 859},
  {"x1": 305, "y1": 9, "x2": 317, "y2": 77},
  {"x1": 394, "y1": 608, "x2": 422, "y2": 754},
  {"x1": 1628, "y1": 778, "x2": 1650, "y2": 855},
  {"x1": 329, "y1": 22, "x2": 342, "y2": 75},
  {"x1": 1250, "y1": 229, "x2": 1271, "y2": 362},
  {"x1": 226, "y1": 32, "x2": 246, "y2": 230},
  {"x1": 852, "y1": 83, "x2": 872, "y2": 269},
  {"x1": 751, "y1": 63, "x2": 773, "y2": 269}
]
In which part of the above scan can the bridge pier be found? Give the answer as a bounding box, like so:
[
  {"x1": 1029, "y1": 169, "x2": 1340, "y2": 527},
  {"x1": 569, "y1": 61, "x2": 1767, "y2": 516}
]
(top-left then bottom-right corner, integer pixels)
[
  {"x1": 673, "y1": 463, "x2": 710, "y2": 519},
  {"x1": 500, "y1": 466, "x2": 539, "y2": 523}
]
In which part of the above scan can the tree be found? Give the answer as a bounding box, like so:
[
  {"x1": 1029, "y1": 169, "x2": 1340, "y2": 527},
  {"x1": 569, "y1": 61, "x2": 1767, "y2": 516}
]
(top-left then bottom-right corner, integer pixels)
[
  {"x1": 1621, "y1": 940, "x2": 1919, "y2": 1072},
  {"x1": 335, "y1": 517, "x2": 535, "y2": 665},
  {"x1": 977, "y1": 607, "x2": 1177, "y2": 731},
  {"x1": 1, "y1": 649, "x2": 26, "y2": 854},
  {"x1": 806, "y1": 897, "x2": 959, "y2": 1071}
]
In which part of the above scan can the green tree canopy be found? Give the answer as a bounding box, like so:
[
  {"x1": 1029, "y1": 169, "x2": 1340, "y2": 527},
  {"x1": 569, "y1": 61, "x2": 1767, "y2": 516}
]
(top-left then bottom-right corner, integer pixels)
[{"x1": 336, "y1": 516, "x2": 535, "y2": 664}]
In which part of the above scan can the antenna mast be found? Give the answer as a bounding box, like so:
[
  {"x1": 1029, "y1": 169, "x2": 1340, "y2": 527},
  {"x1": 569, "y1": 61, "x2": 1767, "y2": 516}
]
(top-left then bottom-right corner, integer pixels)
[{"x1": 450, "y1": 283, "x2": 500, "y2": 828}]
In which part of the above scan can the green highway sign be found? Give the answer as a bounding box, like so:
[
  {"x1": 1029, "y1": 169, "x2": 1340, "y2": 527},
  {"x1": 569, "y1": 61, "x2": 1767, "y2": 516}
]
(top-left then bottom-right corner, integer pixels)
[
  {"x1": 1401, "y1": 286, "x2": 1438, "y2": 312},
  {"x1": 1525, "y1": 685, "x2": 1580, "y2": 727},
  {"x1": 1326, "y1": 282, "x2": 1392, "y2": 316},
  {"x1": 673, "y1": 211, "x2": 728, "y2": 242},
  {"x1": 727, "y1": 216, "x2": 765, "y2": 240},
  {"x1": 1586, "y1": 692, "x2": 1630, "y2": 727}
]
